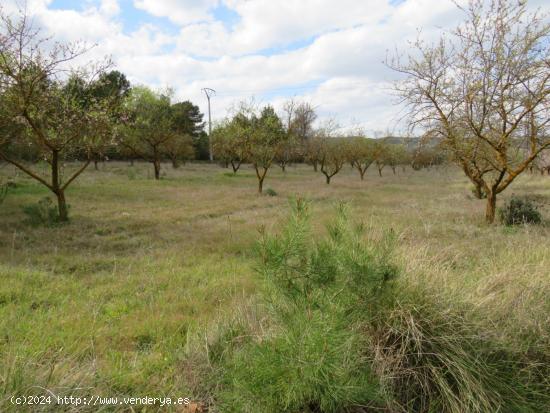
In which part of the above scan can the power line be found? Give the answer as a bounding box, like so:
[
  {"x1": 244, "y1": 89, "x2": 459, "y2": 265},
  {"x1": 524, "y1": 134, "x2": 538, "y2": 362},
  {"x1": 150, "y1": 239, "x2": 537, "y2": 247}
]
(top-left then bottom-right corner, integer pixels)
[{"x1": 201, "y1": 87, "x2": 216, "y2": 162}]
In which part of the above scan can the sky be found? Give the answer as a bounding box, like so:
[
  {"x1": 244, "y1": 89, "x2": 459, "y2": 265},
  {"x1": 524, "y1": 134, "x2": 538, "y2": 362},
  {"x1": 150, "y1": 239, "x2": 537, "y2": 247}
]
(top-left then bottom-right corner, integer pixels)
[{"x1": 2, "y1": 0, "x2": 549, "y2": 135}]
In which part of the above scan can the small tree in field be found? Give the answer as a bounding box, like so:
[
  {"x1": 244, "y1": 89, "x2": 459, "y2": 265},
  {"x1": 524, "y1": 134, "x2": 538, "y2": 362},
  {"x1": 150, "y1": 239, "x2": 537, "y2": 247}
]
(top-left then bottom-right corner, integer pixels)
[
  {"x1": 211, "y1": 114, "x2": 251, "y2": 174},
  {"x1": 372, "y1": 141, "x2": 389, "y2": 177},
  {"x1": 164, "y1": 134, "x2": 195, "y2": 168},
  {"x1": 303, "y1": 136, "x2": 323, "y2": 172},
  {"x1": 319, "y1": 138, "x2": 347, "y2": 184},
  {"x1": 390, "y1": 0, "x2": 550, "y2": 223},
  {"x1": 274, "y1": 133, "x2": 299, "y2": 172},
  {"x1": 249, "y1": 106, "x2": 285, "y2": 193},
  {"x1": 385, "y1": 144, "x2": 408, "y2": 175},
  {"x1": 346, "y1": 137, "x2": 375, "y2": 181},
  {"x1": 0, "y1": 9, "x2": 117, "y2": 221},
  {"x1": 120, "y1": 86, "x2": 179, "y2": 179}
]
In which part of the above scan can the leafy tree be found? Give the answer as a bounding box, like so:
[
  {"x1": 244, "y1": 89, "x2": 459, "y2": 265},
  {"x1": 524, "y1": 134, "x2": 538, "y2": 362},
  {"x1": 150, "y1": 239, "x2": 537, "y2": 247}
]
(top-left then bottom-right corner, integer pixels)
[
  {"x1": 372, "y1": 141, "x2": 389, "y2": 177},
  {"x1": 319, "y1": 138, "x2": 347, "y2": 184},
  {"x1": 0, "y1": 9, "x2": 118, "y2": 221},
  {"x1": 119, "y1": 87, "x2": 177, "y2": 179},
  {"x1": 346, "y1": 137, "x2": 376, "y2": 180},
  {"x1": 211, "y1": 115, "x2": 251, "y2": 174},
  {"x1": 164, "y1": 134, "x2": 195, "y2": 168},
  {"x1": 303, "y1": 136, "x2": 324, "y2": 172},
  {"x1": 274, "y1": 133, "x2": 300, "y2": 172},
  {"x1": 249, "y1": 106, "x2": 285, "y2": 193},
  {"x1": 171, "y1": 101, "x2": 206, "y2": 159},
  {"x1": 385, "y1": 144, "x2": 409, "y2": 175},
  {"x1": 390, "y1": 0, "x2": 550, "y2": 223}
]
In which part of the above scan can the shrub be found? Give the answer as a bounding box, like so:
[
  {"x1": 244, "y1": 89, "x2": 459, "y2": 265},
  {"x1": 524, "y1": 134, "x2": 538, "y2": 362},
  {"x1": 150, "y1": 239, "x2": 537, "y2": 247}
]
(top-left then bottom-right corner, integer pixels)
[
  {"x1": 498, "y1": 196, "x2": 542, "y2": 226},
  {"x1": 264, "y1": 187, "x2": 277, "y2": 197},
  {"x1": 21, "y1": 197, "x2": 64, "y2": 226}
]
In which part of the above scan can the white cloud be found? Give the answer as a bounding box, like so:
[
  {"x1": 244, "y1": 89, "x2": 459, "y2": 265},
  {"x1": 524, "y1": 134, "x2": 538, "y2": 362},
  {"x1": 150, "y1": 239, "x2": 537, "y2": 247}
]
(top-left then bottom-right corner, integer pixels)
[
  {"x1": 1, "y1": 0, "x2": 548, "y2": 134},
  {"x1": 100, "y1": 0, "x2": 120, "y2": 17},
  {"x1": 133, "y1": 0, "x2": 218, "y2": 25}
]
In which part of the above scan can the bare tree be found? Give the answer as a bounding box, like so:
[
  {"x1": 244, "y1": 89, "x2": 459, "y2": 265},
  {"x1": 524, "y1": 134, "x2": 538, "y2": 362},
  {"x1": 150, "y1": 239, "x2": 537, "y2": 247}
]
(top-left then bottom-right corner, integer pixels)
[
  {"x1": 390, "y1": 0, "x2": 550, "y2": 223},
  {"x1": 292, "y1": 101, "x2": 317, "y2": 142}
]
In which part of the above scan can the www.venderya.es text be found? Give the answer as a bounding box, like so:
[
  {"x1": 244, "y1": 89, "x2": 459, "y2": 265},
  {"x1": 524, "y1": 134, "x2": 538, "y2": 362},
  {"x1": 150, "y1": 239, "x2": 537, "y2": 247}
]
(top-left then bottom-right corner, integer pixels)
[{"x1": 11, "y1": 395, "x2": 191, "y2": 407}]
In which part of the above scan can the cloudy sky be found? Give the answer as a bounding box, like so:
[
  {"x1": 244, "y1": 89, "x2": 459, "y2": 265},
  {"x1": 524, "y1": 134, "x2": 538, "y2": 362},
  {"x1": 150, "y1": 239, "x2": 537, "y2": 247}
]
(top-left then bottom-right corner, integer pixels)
[{"x1": 2, "y1": 0, "x2": 548, "y2": 134}]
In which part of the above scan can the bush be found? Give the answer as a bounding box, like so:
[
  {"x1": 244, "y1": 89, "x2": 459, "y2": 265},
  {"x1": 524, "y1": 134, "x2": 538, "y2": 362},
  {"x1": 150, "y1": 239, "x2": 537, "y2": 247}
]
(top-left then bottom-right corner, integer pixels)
[
  {"x1": 498, "y1": 196, "x2": 542, "y2": 226},
  {"x1": 264, "y1": 188, "x2": 277, "y2": 196},
  {"x1": 21, "y1": 197, "x2": 63, "y2": 226}
]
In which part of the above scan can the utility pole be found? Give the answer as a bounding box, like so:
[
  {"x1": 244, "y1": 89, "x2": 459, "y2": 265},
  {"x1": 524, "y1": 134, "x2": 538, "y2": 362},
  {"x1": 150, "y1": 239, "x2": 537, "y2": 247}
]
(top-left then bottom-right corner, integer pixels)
[{"x1": 202, "y1": 88, "x2": 216, "y2": 162}]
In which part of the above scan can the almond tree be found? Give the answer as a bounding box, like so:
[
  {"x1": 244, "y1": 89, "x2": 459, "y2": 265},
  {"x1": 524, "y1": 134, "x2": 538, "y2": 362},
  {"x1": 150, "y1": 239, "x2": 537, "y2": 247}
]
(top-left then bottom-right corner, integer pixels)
[
  {"x1": 372, "y1": 141, "x2": 388, "y2": 177},
  {"x1": 164, "y1": 134, "x2": 195, "y2": 168},
  {"x1": 319, "y1": 138, "x2": 347, "y2": 184},
  {"x1": 119, "y1": 86, "x2": 177, "y2": 179},
  {"x1": 346, "y1": 137, "x2": 376, "y2": 181},
  {"x1": 211, "y1": 114, "x2": 251, "y2": 174},
  {"x1": 249, "y1": 106, "x2": 285, "y2": 193},
  {"x1": 390, "y1": 0, "x2": 550, "y2": 223},
  {"x1": 303, "y1": 136, "x2": 324, "y2": 172},
  {"x1": 0, "y1": 8, "x2": 117, "y2": 221}
]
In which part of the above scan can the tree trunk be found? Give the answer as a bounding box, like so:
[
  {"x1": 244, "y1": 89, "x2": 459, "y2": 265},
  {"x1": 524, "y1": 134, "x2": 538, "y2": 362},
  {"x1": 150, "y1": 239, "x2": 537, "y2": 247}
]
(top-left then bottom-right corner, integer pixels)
[
  {"x1": 313, "y1": 162, "x2": 318, "y2": 172},
  {"x1": 231, "y1": 160, "x2": 241, "y2": 174},
  {"x1": 485, "y1": 191, "x2": 497, "y2": 224},
  {"x1": 94, "y1": 159, "x2": 99, "y2": 170},
  {"x1": 378, "y1": 168, "x2": 382, "y2": 177},
  {"x1": 130, "y1": 159, "x2": 134, "y2": 166},
  {"x1": 325, "y1": 174, "x2": 331, "y2": 184},
  {"x1": 474, "y1": 185, "x2": 483, "y2": 199},
  {"x1": 50, "y1": 150, "x2": 69, "y2": 222},
  {"x1": 56, "y1": 190, "x2": 69, "y2": 222},
  {"x1": 281, "y1": 163, "x2": 286, "y2": 173},
  {"x1": 153, "y1": 160, "x2": 161, "y2": 180},
  {"x1": 171, "y1": 158, "x2": 180, "y2": 169},
  {"x1": 359, "y1": 169, "x2": 365, "y2": 181},
  {"x1": 391, "y1": 166, "x2": 396, "y2": 175},
  {"x1": 255, "y1": 165, "x2": 267, "y2": 193}
]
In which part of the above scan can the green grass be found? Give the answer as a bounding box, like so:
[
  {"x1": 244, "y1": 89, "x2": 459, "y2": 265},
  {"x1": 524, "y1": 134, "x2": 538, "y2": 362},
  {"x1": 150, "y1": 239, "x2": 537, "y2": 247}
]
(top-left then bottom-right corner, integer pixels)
[{"x1": 0, "y1": 161, "x2": 549, "y2": 411}]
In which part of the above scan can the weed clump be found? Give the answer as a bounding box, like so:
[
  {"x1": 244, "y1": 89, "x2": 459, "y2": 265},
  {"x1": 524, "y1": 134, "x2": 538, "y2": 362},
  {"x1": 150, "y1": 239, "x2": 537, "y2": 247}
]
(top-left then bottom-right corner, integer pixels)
[
  {"x1": 264, "y1": 188, "x2": 277, "y2": 196},
  {"x1": 498, "y1": 196, "x2": 542, "y2": 226}
]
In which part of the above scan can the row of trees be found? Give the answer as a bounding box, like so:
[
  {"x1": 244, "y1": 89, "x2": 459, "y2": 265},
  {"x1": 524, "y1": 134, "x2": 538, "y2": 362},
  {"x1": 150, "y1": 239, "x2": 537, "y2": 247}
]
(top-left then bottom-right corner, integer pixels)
[
  {"x1": 212, "y1": 104, "x2": 416, "y2": 191},
  {"x1": 1, "y1": 1, "x2": 549, "y2": 224}
]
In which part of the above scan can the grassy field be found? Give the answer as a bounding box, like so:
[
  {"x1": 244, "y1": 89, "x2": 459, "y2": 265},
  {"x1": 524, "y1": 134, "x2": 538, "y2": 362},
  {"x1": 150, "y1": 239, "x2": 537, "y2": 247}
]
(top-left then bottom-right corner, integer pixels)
[{"x1": 0, "y1": 161, "x2": 549, "y2": 411}]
